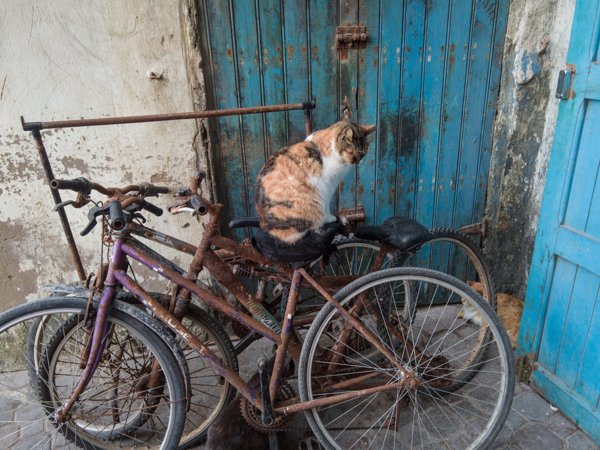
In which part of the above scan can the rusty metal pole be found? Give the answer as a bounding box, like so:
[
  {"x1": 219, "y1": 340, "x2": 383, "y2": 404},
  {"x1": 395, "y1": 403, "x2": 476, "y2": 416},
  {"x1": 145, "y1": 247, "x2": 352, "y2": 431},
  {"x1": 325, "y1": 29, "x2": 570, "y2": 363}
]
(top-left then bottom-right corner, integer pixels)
[
  {"x1": 30, "y1": 128, "x2": 86, "y2": 281},
  {"x1": 21, "y1": 100, "x2": 316, "y2": 281}
]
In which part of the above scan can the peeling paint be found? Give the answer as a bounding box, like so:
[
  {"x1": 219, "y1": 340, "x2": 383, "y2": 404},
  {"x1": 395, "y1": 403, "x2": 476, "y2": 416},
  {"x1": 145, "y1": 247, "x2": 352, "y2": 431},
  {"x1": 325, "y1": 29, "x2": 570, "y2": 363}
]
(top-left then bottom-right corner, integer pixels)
[
  {"x1": 0, "y1": 1, "x2": 207, "y2": 307},
  {"x1": 484, "y1": 0, "x2": 576, "y2": 298}
]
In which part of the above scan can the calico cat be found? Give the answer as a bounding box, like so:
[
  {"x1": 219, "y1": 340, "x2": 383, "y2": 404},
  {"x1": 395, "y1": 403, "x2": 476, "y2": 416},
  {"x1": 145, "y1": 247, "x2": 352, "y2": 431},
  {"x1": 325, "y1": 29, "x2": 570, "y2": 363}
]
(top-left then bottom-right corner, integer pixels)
[
  {"x1": 461, "y1": 281, "x2": 524, "y2": 349},
  {"x1": 255, "y1": 120, "x2": 375, "y2": 243}
]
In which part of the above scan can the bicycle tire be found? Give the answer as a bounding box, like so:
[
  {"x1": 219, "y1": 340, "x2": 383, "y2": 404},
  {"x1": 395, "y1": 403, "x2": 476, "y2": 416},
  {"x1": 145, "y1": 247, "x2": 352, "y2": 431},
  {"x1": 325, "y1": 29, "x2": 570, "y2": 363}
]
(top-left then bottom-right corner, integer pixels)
[
  {"x1": 332, "y1": 230, "x2": 495, "y2": 388},
  {"x1": 400, "y1": 228, "x2": 496, "y2": 307},
  {"x1": 176, "y1": 303, "x2": 238, "y2": 449},
  {"x1": 298, "y1": 267, "x2": 514, "y2": 450},
  {"x1": 0, "y1": 297, "x2": 186, "y2": 450},
  {"x1": 25, "y1": 294, "x2": 192, "y2": 403},
  {"x1": 24, "y1": 296, "x2": 238, "y2": 450}
]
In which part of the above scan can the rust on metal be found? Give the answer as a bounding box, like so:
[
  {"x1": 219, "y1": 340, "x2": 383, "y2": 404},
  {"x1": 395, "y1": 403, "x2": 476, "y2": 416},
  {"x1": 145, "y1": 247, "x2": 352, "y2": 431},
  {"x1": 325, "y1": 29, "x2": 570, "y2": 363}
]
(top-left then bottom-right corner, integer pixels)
[
  {"x1": 114, "y1": 269, "x2": 263, "y2": 407},
  {"x1": 297, "y1": 268, "x2": 410, "y2": 377},
  {"x1": 32, "y1": 131, "x2": 86, "y2": 280},
  {"x1": 459, "y1": 217, "x2": 488, "y2": 238},
  {"x1": 275, "y1": 380, "x2": 408, "y2": 416},
  {"x1": 338, "y1": 205, "x2": 366, "y2": 224},
  {"x1": 121, "y1": 242, "x2": 282, "y2": 345},
  {"x1": 21, "y1": 101, "x2": 316, "y2": 131},
  {"x1": 269, "y1": 270, "x2": 302, "y2": 403},
  {"x1": 335, "y1": 25, "x2": 368, "y2": 50},
  {"x1": 56, "y1": 243, "x2": 126, "y2": 422},
  {"x1": 129, "y1": 224, "x2": 197, "y2": 255}
]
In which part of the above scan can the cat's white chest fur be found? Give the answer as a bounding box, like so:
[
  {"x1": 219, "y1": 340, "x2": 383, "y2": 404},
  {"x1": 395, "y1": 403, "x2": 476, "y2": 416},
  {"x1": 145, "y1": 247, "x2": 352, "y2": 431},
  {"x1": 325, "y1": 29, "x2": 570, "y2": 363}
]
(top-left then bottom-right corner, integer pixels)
[{"x1": 306, "y1": 137, "x2": 349, "y2": 224}]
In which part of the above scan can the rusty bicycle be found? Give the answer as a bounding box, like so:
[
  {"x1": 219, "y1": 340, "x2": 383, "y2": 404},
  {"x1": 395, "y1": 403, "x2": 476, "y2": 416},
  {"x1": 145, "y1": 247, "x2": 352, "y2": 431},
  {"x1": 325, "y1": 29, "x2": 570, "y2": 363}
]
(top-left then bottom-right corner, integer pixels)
[{"x1": 0, "y1": 171, "x2": 514, "y2": 449}]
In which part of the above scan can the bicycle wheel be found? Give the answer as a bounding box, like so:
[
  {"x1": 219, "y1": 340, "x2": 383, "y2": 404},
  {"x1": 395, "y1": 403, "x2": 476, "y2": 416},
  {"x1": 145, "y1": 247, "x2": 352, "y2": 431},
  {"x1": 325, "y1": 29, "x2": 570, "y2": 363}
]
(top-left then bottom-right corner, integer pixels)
[
  {"x1": 0, "y1": 297, "x2": 186, "y2": 449},
  {"x1": 298, "y1": 268, "x2": 514, "y2": 450},
  {"x1": 300, "y1": 239, "x2": 413, "y2": 324},
  {"x1": 177, "y1": 303, "x2": 238, "y2": 449},
  {"x1": 26, "y1": 298, "x2": 237, "y2": 449},
  {"x1": 399, "y1": 228, "x2": 495, "y2": 307}
]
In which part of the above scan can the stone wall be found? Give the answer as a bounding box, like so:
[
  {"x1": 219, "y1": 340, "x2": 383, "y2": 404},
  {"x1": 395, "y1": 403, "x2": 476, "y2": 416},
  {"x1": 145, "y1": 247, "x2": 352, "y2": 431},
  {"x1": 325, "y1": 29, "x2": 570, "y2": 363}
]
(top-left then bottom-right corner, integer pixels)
[{"x1": 484, "y1": 0, "x2": 575, "y2": 298}]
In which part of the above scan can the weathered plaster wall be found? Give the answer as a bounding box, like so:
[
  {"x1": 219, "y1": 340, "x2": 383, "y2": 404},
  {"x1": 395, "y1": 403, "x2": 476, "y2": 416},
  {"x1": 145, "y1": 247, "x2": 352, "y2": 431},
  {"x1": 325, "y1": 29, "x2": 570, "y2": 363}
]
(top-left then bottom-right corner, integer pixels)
[
  {"x1": 0, "y1": 1, "x2": 208, "y2": 308},
  {"x1": 484, "y1": 0, "x2": 575, "y2": 298}
]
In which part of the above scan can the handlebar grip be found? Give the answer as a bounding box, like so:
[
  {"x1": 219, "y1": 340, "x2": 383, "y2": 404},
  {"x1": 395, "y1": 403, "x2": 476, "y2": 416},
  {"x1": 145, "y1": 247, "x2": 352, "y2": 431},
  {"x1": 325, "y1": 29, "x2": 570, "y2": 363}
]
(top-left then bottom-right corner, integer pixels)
[
  {"x1": 139, "y1": 182, "x2": 170, "y2": 197},
  {"x1": 108, "y1": 201, "x2": 125, "y2": 231},
  {"x1": 142, "y1": 201, "x2": 163, "y2": 217},
  {"x1": 190, "y1": 196, "x2": 208, "y2": 215},
  {"x1": 50, "y1": 177, "x2": 92, "y2": 194}
]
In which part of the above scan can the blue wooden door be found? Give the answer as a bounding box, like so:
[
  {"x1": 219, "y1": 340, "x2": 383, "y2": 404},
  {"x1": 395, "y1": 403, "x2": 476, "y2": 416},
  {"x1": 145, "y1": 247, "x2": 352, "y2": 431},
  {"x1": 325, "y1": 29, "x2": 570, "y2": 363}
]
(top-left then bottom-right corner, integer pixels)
[
  {"x1": 197, "y1": 0, "x2": 509, "y2": 238},
  {"x1": 518, "y1": 1, "x2": 600, "y2": 443}
]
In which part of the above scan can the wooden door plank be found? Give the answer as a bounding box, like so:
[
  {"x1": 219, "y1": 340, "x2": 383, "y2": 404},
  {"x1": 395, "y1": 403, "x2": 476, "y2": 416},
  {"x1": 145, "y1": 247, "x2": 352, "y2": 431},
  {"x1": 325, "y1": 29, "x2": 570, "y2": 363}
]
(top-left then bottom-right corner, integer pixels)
[
  {"x1": 201, "y1": 0, "x2": 245, "y2": 234},
  {"x1": 232, "y1": 1, "x2": 266, "y2": 217},
  {"x1": 373, "y1": 0, "x2": 403, "y2": 224},
  {"x1": 537, "y1": 258, "x2": 577, "y2": 372},
  {"x1": 415, "y1": 0, "x2": 449, "y2": 230},
  {"x1": 357, "y1": 0, "x2": 382, "y2": 222},
  {"x1": 395, "y1": 0, "x2": 426, "y2": 219},
  {"x1": 453, "y1": 0, "x2": 496, "y2": 228},
  {"x1": 308, "y1": 0, "x2": 339, "y2": 131},
  {"x1": 564, "y1": 101, "x2": 600, "y2": 232},
  {"x1": 338, "y1": 0, "x2": 359, "y2": 211},
  {"x1": 259, "y1": 0, "x2": 288, "y2": 156},
  {"x1": 573, "y1": 284, "x2": 600, "y2": 407},
  {"x1": 554, "y1": 269, "x2": 599, "y2": 389},
  {"x1": 283, "y1": 0, "x2": 310, "y2": 143}
]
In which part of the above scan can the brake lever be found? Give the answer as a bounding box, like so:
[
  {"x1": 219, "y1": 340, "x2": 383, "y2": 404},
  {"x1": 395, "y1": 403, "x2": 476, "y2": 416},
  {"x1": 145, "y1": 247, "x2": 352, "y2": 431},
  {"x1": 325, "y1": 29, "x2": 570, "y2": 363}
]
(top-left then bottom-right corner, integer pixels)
[
  {"x1": 81, "y1": 205, "x2": 110, "y2": 236},
  {"x1": 53, "y1": 193, "x2": 90, "y2": 211}
]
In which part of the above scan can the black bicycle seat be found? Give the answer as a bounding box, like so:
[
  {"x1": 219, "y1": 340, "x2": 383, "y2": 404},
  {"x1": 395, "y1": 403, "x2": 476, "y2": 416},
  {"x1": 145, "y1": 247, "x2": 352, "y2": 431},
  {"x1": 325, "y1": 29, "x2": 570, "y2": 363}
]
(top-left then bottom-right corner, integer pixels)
[
  {"x1": 229, "y1": 217, "x2": 260, "y2": 229},
  {"x1": 354, "y1": 217, "x2": 430, "y2": 252},
  {"x1": 253, "y1": 221, "x2": 339, "y2": 268}
]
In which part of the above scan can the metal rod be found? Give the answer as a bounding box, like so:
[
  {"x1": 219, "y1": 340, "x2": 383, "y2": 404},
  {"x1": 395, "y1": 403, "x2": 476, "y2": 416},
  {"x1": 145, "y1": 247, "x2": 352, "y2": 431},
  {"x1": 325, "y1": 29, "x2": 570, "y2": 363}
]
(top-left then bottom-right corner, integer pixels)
[
  {"x1": 21, "y1": 101, "x2": 316, "y2": 131},
  {"x1": 269, "y1": 270, "x2": 301, "y2": 403},
  {"x1": 275, "y1": 380, "x2": 408, "y2": 416},
  {"x1": 31, "y1": 129, "x2": 86, "y2": 280},
  {"x1": 114, "y1": 269, "x2": 263, "y2": 408},
  {"x1": 297, "y1": 268, "x2": 408, "y2": 377},
  {"x1": 121, "y1": 242, "x2": 282, "y2": 344}
]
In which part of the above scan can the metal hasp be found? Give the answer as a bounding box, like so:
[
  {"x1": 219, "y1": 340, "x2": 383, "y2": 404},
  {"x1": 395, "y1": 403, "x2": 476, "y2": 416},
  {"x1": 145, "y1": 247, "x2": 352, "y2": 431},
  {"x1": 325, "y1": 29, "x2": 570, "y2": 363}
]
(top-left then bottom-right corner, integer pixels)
[
  {"x1": 335, "y1": 25, "x2": 368, "y2": 49},
  {"x1": 555, "y1": 65, "x2": 575, "y2": 100}
]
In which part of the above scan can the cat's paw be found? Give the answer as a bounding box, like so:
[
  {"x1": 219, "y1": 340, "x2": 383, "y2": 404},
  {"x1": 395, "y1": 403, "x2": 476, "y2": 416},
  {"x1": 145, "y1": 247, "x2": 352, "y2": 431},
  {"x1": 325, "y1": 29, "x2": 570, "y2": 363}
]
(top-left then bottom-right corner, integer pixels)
[{"x1": 459, "y1": 301, "x2": 483, "y2": 326}]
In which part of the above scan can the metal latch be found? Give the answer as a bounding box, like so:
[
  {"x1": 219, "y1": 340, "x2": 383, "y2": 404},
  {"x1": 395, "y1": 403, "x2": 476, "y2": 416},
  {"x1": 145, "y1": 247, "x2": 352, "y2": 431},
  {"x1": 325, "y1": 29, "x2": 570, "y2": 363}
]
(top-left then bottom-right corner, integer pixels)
[
  {"x1": 335, "y1": 25, "x2": 368, "y2": 49},
  {"x1": 555, "y1": 65, "x2": 575, "y2": 100}
]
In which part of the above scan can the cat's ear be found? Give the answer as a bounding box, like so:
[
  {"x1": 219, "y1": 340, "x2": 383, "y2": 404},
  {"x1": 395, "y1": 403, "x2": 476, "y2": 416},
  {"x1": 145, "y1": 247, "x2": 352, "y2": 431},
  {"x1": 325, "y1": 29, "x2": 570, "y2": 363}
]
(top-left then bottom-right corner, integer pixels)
[
  {"x1": 360, "y1": 124, "x2": 376, "y2": 136},
  {"x1": 340, "y1": 126, "x2": 354, "y2": 142}
]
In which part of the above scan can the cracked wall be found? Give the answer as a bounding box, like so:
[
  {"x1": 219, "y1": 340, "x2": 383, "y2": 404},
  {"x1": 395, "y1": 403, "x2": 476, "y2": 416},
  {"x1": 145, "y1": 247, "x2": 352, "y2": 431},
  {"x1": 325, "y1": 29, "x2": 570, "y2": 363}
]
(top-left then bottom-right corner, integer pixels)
[
  {"x1": 484, "y1": 0, "x2": 575, "y2": 298},
  {"x1": 0, "y1": 1, "x2": 208, "y2": 308}
]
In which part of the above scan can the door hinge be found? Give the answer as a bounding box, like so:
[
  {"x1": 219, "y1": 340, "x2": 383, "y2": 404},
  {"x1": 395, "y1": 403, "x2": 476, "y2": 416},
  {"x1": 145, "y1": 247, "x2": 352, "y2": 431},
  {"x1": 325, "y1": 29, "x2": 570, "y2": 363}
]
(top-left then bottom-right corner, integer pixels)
[
  {"x1": 555, "y1": 64, "x2": 575, "y2": 100},
  {"x1": 335, "y1": 25, "x2": 368, "y2": 50},
  {"x1": 516, "y1": 354, "x2": 535, "y2": 383}
]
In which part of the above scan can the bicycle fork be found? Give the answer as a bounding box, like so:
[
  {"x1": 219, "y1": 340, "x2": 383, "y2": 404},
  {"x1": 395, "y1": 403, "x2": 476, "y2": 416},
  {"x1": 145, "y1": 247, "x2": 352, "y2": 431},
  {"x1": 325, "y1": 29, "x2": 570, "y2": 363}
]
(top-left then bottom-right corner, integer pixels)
[{"x1": 54, "y1": 244, "x2": 125, "y2": 424}]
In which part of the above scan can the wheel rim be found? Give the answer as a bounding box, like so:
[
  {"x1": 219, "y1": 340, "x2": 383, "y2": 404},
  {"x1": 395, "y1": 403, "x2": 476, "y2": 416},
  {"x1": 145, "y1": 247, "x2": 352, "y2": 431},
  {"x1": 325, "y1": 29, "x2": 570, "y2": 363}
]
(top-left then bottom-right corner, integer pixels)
[{"x1": 301, "y1": 271, "x2": 513, "y2": 450}]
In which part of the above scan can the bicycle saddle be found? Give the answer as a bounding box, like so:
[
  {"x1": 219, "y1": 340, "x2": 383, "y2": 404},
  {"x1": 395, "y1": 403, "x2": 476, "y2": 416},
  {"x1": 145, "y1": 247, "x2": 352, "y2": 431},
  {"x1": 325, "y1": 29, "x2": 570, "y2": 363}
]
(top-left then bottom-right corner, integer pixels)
[
  {"x1": 229, "y1": 217, "x2": 260, "y2": 229},
  {"x1": 354, "y1": 217, "x2": 430, "y2": 252},
  {"x1": 252, "y1": 221, "x2": 339, "y2": 268}
]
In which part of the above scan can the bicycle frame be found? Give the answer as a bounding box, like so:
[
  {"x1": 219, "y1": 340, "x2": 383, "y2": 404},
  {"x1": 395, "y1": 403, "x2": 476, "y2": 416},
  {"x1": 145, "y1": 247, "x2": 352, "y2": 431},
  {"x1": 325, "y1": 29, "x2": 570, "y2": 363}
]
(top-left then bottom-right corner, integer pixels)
[{"x1": 55, "y1": 227, "x2": 416, "y2": 423}]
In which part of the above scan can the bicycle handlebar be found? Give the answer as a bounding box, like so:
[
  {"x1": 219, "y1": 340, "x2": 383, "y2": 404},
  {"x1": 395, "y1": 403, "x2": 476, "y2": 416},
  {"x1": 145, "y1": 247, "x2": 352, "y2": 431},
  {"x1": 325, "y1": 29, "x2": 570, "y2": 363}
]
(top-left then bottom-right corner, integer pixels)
[
  {"x1": 51, "y1": 177, "x2": 169, "y2": 197},
  {"x1": 51, "y1": 176, "x2": 168, "y2": 234}
]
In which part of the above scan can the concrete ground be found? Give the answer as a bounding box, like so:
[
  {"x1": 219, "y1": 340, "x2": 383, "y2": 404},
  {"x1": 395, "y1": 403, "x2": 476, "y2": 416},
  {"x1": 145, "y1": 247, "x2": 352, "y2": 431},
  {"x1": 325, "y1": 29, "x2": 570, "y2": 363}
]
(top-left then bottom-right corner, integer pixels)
[{"x1": 200, "y1": 338, "x2": 599, "y2": 450}]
